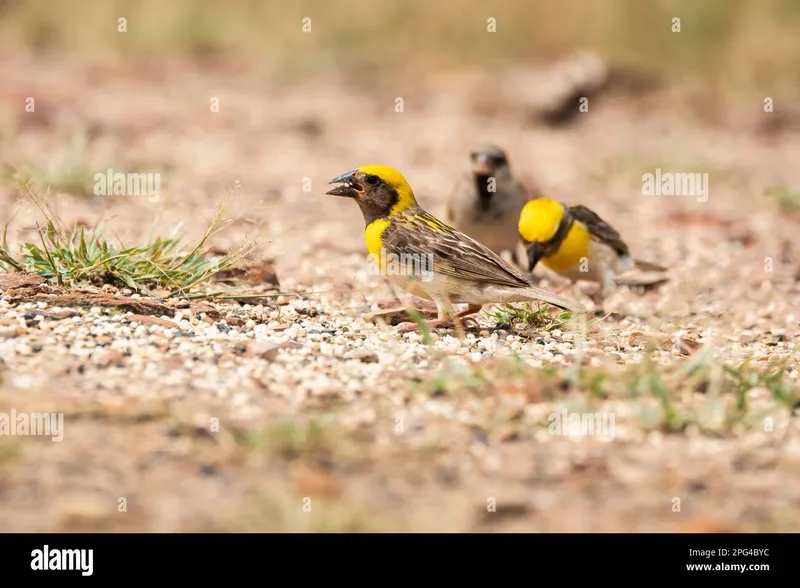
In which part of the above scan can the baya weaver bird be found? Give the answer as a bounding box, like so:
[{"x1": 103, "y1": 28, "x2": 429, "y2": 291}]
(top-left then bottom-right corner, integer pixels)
[
  {"x1": 326, "y1": 165, "x2": 586, "y2": 333},
  {"x1": 518, "y1": 197, "x2": 667, "y2": 300},
  {"x1": 445, "y1": 144, "x2": 537, "y2": 268}
]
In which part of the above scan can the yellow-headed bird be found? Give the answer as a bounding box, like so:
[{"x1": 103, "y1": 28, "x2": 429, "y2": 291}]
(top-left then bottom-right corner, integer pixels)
[
  {"x1": 445, "y1": 144, "x2": 535, "y2": 266},
  {"x1": 518, "y1": 198, "x2": 667, "y2": 299},
  {"x1": 327, "y1": 165, "x2": 586, "y2": 332}
]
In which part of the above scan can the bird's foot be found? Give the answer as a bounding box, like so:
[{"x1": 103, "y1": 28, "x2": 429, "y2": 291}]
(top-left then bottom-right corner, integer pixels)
[
  {"x1": 397, "y1": 318, "x2": 449, "y2": 333},
  {"x1": 397, "y1": 305, "x2": 482, "y2": 335},
  {"x1": 583, "y1": 284, "x2": 611, "y2": 308},
  {"x1": 588, "y1": 292, "x2": 606, "y2": 307},
  {"x1": 375, "y1": 297, "x2": 437, "y2": 311},
  {"x1": 363, "y1": 307, "x2": 438, "y2": 325}
]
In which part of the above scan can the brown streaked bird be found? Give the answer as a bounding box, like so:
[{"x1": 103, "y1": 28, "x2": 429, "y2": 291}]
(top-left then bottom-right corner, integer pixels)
[
  {"x1": 518, "y1": 197, "x2": 667, "y2": 301},
  {"x1": 326, "y1": 164, "x2": 586, "y2": 333},
  {"x1": 445, "y1": 144, "x2": 537, "y2": 268}
]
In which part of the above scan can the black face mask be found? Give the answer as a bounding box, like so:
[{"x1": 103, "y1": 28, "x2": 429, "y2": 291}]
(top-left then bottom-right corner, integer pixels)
[{"x1": 526, "y1": 209, "x2": 574, "y2": 271}]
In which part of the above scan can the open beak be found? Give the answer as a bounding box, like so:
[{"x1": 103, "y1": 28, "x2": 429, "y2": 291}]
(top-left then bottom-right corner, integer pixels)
[
  {"x1": 326, "y1": 170, "x2": 363, "y2": 198},
  {"x1": 472, "y1": 154, "x2": 494, "y2": 176},
  {"x1": 526, "y1": 241, "x2": 543, "y2": 272}
]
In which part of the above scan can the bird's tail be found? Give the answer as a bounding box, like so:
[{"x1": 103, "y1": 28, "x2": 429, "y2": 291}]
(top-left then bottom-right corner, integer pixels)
[
  {"x1": 521, "y1": 286, "x2": 587, "y2": 314},
  {"x1": 633, "y1": 258, "x2": 668, "y2": 272}
]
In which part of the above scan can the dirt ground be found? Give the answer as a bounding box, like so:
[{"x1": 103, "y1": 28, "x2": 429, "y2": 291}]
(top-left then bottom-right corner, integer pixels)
[{"x1": 0, "y1": 50, "x2": 799, "y2": 532}]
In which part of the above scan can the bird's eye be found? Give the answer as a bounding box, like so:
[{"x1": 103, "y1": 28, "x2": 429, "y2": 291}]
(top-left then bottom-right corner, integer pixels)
[{"x1": 365, "y1": 175, "x2": 380, "y2": 186}]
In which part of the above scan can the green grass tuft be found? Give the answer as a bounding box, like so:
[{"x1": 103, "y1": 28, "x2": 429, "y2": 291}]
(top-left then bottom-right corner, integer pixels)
[
  {"x1": 0, "y1": 187, "x2": 257, "y2": 297},
  {"x1": 489, "y1": 303, "x2": 571, "y2": 336}
]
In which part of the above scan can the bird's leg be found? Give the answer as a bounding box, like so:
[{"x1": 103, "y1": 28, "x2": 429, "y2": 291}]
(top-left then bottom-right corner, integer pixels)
[
  {"x1": 364, "y1": 307, "x2": 437, "y2": 324},
  {"x1": 587, "y1": 272, "x2": 616, "y2": 307},
  {"x1": 365, "y1": 288, "x2": 438, "y2": 323},
  {"x1": 375, "y1": 295, "x2": 437, "y2": 311},
  {"x1": 375, "y1": 279, "x2": 437, "y2": 311},
  {"x1": 587, "y1": 289, "x2": 605, "y2": 307},
  {"x1": 364, "y1": 297, "x2": 438, "y2": 323},
  {"x1": 397, "y1": 298, "x2": 452, "y2": 333},
  {"x1": 451, "y1": 304, "x2": 483, "y2": 338},
  {"x1": 397, "y1": 303, "x2": 483, "y2": 334},
  {"x1": 602, "y1": 271, "x2": 618, "y2": 299},
  {"x1": 576, "y1": 276, "x2": 613, "y2": 310}
]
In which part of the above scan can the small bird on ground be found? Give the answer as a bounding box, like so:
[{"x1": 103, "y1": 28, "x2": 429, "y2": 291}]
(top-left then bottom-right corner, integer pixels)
[
  {"x1": 445, "y1": 144, "x2": 535, "y2": 267},
  {"x1": 326, "y1": 165, "x2": 586, "y2": 333},
  {"x1": 518, "y1": 197, "x2": 667, "y2": 301}
]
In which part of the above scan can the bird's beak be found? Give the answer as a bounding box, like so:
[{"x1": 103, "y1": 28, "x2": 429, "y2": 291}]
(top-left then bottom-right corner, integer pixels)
[
  {"x1": 472, "y1": 154, "x2": 494, "y2": 176},
  {"x1": 526, "y1": 241, "x2": 543, "y2": 272},
  {"x1": 326, "y1": 170, "x2": 363, "y2": 198}
]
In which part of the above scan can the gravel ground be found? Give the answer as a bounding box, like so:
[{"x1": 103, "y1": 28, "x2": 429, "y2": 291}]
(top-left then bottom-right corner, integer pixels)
[{"x1": 0, "y1": 53, "x2": 799, "y2": 531}]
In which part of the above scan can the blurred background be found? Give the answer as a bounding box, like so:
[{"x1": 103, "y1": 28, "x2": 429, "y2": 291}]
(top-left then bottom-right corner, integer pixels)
[
  {"x1": 0, "y1": 0, "x2": 799, "y2": 533},
  {"x1": 2, "y1": 0, "x2": 799, "y2": 268},
  {"x1": 2, "y1": 0, "x2": 800, "y2": 92}
]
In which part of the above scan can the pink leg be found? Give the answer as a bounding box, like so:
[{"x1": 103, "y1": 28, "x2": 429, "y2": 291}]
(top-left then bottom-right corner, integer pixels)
[
  {"x1": 376, "y1": 296, "x2": 437, "y2": 311},
  {"x1": 397, "y1": 304, "x2": 483, "y2": 333}
]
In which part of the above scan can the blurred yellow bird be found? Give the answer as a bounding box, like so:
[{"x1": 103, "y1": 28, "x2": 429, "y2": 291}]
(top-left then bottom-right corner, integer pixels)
[
  {"x1": 326, "y1": 165, "x2": 586, "y2": 333},
  {"x1": 518, "y1": 198, "x2": 667, "y2": 300}
]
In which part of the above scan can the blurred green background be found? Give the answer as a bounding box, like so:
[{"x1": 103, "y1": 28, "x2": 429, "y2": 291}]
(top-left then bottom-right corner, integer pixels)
[{"x1": 2, "y1": 0, "x2": 799, "y2": 100}]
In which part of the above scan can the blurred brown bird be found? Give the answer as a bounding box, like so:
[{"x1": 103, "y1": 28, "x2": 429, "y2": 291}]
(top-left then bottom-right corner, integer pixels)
[{"x1": 445, "y1": 144, "x2": 537, "y2": 268}]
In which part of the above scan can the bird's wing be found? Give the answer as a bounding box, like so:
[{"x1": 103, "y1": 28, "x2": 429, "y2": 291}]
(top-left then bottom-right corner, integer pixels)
[
  {"x1": 567, "y1": 204, "x2": 630, "y2": 257},
  {"x1": 634, "y1": 258, "x2": 668, "y2": 272},
  {"x1": 384, "y1": 211, "x2": 534, "y2": 290}
]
